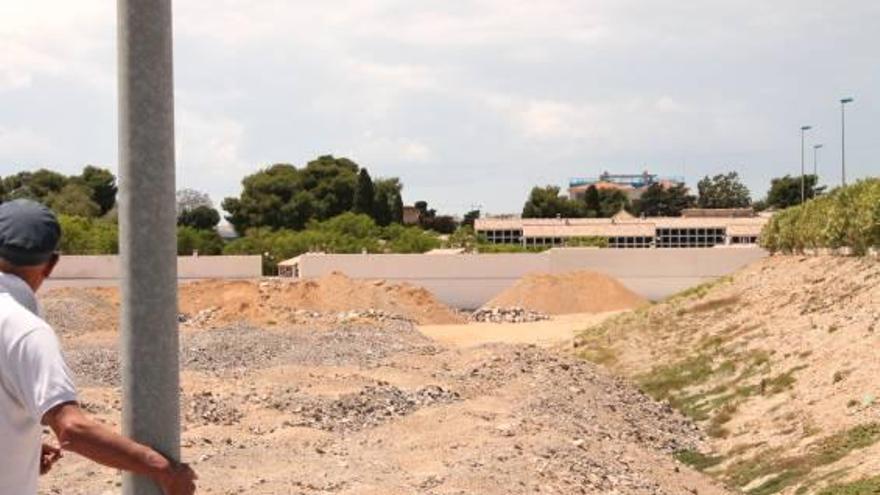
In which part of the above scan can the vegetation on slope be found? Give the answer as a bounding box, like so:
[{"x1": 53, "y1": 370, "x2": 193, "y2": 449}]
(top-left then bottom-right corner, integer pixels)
[
  {"x1": 761, "y1": 178, "x2": 880, "y2": 255},
  {"x1": 575, "y1": 256, "x2": 880, "y2": 494}
]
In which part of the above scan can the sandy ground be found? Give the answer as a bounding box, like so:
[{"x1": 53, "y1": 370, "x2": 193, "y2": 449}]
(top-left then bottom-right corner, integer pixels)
[
  {"x1": 36, "y1": 285, "x2": 728, "y2": 495},
  {"x1": 576, "y1": 255, "x2": 880, "y2": 494},
  {"x1": 419, "y1": 312, "x2": 621, "y2": 348}
]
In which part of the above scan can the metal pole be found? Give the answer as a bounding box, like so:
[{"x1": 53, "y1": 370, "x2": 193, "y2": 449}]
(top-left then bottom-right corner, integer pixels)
[
  {"x1": 118, "y1": 1, "x2": 179, "y2": 494},
  {"x1": 800, "y1": 128, "x2": 805, "y2": 204},
  {"x1": 813, "y1": 144, "x2": 823, "y2": 180},
  {"x1": 841, "y1": 102, "x2": 846, "y2": 186},
  {"x1": 840, "y1": 97, "x2": 853, "y2": 187}
]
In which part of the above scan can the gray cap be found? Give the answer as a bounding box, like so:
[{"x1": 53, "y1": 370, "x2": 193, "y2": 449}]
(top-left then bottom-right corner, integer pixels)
[{"x1": 0, "y1": 199, "x2": 62, "y2": 266}]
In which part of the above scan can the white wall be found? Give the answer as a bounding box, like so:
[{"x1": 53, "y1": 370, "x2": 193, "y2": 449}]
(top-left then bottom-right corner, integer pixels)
[
  {"x1": 295, "y1": 248, "x2": 767, "y2": 308},
  {"x1": 51, "y1": 255, "x2": 262, "y2": 280}
]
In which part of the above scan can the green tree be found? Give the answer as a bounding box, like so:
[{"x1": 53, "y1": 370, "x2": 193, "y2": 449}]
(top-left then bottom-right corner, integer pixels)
[
  {"x1": 582, "y1": 185, "x2": 601, "y2": 216},
  {"x1": 373, "y1": 177, "x2": 402, "y2": 226},
  {"x1": 697, "y1": 172, "x2": 751, "y2": 208},
  {"x1": 178, "y1": 205, "x2": 221, "y2": 230},
  {"x1": 48, "y1": 183, "x2": 101, "y2": 217},
  {"x1": 1, "y1": 169, "x2": 67, "y2": 202},
  {"x1": 222, "y1": 156, "x2": 366, "y2": 234},
  {"x1": 387, "y1": 227, "x2": 441, "y2": 253},
  {"x1": 634, "y1": 183, "x2": 696, "y2": 217},
  {"x1": 79, "y1": 166, "x2": 117, "y2": 214},
  {"x1": 300, "y1": 155, "x2": 359, "y2": 218},
  {"x1": 353, "y1": 168, "x2": 375, "y2": 216},
  {"x1": 597, "y1": 189, "x2": 631, "y2": 217},
  {"x1": 391, "y1": 192, "x2": 404, "y2": 224},
  {"x1": 765, "y1": 174, "x2": 823, "y2": 209},
  {"x1": 462, "y1": 209, "x2": 480, "y2": 228},
  {"x1": 522, "y1": 185, "x2": 586, "y2": 218},
  {"x1": 373, "y1": 187, "x2": 392, "y2": 226},
  {"x1": 177, "y1": 226, "x2": 224, "y2": 255},
  {"x1": 57, "y1": 215, "x2": 119, "y2": 254}
]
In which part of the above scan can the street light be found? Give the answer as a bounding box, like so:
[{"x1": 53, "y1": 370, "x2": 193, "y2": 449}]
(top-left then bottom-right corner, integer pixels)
[
  {"x1": 813, "y1": 143, "x2": 823, "y2": 178},
  {"x1": 800, "y1": 125, "x2": 812, "y2": 204},
  {"x1": 840, "y1": 97, "x2": 854, "y2": 186}
]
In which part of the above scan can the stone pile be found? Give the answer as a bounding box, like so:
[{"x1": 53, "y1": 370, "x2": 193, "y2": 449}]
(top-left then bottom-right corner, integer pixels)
[
  {"x1": 273, "y1": 383, "x2": 460, "y2": 432},
  {"x1": 470, "y1": 306, "x2": 551, "y2": 323}
]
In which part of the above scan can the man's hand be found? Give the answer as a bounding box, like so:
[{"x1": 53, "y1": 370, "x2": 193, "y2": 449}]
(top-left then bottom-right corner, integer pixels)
[
  {"x1": 40, "y1": 443, "x2": 63, "y2": 475},
  {"x1": 155, "y1": 462, "x2": 198, "y2": 495},
  {"x1": 44, "y1": 403, "x2": 197, "y2": 493}
]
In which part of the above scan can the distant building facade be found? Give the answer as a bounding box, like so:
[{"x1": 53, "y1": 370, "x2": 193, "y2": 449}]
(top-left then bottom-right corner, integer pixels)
[
  {"x1": 568, "y1": 171, "x2": 685, "y2": 201},
  {"x1": 475, "y1": 213, "x2": 767, "y2": 249},
  {"x1": 402, "y1": 206, "x2": 422, "y2": 225}
]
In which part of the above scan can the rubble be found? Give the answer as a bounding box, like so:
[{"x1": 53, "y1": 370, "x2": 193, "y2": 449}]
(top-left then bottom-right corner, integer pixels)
[
  {"x1": 185, "y1": 391, "x2": 243, "y2": 426},
  {"x1": 470, "y1": 306, "x2": 551, "y2": 323},
  {"x1": 274, "y1": 383, "x2": 460, "y2": 432}
]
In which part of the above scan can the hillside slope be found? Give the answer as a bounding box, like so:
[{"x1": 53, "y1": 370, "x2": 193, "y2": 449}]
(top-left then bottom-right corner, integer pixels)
[{"x1": 575, "y1": 255, "x2": 880, "y2": 494}]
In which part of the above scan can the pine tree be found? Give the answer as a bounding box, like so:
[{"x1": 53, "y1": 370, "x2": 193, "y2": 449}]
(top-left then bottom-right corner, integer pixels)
[
  {"x1": 373, "y1": 187, "x2": 392, "y2": 226},
  {"x1": 353, "y1": 168, "x2": 375, "y2": 216},
  {"x1": 391, "y1": 192, "x2": 404, "y2": 223}
]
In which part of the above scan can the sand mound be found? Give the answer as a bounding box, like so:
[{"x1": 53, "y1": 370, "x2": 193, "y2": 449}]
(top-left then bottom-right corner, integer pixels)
[
  {"x1": 179, "y1": 272, "x2": 463, "y2": 325},
  {"x1": 485, "y1": 270, "x2": 646, "y2": 314}
]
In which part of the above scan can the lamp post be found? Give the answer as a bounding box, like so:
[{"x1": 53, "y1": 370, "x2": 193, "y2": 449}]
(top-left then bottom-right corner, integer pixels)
[
  {"x1": 813, "y1": 143, "x2": 823, "y2": 178},
  {"x1": 800, "y1": 125, "x2": 812, "y2": 204},
  {"x1": 118, "y1": 1, "x2": 180, "y2": 494},
  {"x1": 840, "y1": 97, "x2": 854, "y2": 186}
]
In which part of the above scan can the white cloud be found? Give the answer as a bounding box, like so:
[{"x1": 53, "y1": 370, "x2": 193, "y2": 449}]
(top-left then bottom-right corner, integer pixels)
[
  {"x1": 0, "y1": 126, "x2": 51, "y2": 157},
  {"x1": 176, "y1": 108, "x2": 248, "y2": 204},
  {"x1": 1, "y1": 0, "x2": 878, "y2": 213}
]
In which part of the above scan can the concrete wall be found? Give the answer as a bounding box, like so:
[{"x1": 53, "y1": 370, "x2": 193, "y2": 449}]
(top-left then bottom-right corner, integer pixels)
[
  {"x1": 547, "y1": 248, "x2": 767, "y2": 300},
  {"x1": 295, "y1": 248, "x2": 767, "y2": 308},
  {"x1": 51, "y1": 255, "x2": 262, "y2": 280}
]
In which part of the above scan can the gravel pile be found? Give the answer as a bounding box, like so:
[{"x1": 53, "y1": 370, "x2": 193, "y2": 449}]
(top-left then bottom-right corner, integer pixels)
[
  {"x1": 470, "y1": 307, "x2": 550, "y2": 323},
  {"x1": 41, "y1": 290, "x2": 117, "y2": 337},
  {"x1": 274, "y1": 383, "x2": 460, "y2": 432},
  {"x1": 66, "y1": 320, "x2": 438, "y2": 384},
  {"x1": 185, "y1": 391, "x2": 243, "y2": 426},
  {"x1": 460, "y1": 345, "x2": 701, "y2": 455},
  {"x1": 64, "y1": 346, "x2": 120, "y2": 387}
]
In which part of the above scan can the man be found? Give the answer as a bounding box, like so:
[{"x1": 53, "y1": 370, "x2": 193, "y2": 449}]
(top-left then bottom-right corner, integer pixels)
[{"x1": 0, "y1": 199, "x2": 196, "y2": 494}]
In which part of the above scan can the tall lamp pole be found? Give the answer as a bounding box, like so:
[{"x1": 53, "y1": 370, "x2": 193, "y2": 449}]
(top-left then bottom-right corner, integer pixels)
[
  {"x1": 840, "y1": 97, "x2": 854, "y2": 187},
  {"x1": 800, "y1": 125, "x2": 812, "y2": 204},
  {"x1": 813, "y1": 143, "x2": 823, "y2": 178},
  {"x1": 118, "y1": 1, "x2": 180, "y2": 494}
]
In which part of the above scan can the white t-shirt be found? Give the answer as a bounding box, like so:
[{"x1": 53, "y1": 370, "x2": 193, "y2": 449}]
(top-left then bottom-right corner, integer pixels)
[{"x1": 0, "y1": 273, "x2": 77, "y2": 495}]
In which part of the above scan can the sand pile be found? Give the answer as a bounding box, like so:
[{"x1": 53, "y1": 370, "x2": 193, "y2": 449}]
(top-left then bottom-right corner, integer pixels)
[
  {"x1": 179, "y1": 272, "x2": 463, "y2": 325},
  {"x1": 485, "y1": 270, "x2": 646, "y2": 315}
]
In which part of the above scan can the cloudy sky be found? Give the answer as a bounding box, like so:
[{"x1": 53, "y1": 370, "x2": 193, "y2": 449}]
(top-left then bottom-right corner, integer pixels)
[{"x1": 1, "y1": 1, "x2": 877, "y2": 214}]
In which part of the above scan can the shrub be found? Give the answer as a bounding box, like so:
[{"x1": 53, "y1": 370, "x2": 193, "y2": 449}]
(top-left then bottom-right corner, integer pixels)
[{"x1": 761, "y1": 179, "x2": 880, "y2": 254}]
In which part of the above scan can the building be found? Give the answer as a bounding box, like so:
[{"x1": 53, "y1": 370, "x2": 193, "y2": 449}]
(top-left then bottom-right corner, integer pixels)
[
  {"x1": 475, "y1": 214, "x2": 767, "y2": 249},
  {"x1": 568, "y1": 171, "x2": 685, "y2": 201},
  {"x1": 402, "y1": 206, "x2": 421, "y2": 225}
]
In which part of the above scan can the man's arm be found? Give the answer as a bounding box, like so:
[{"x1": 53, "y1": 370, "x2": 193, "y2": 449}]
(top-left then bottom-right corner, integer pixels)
[{"x1": 43, "y1": 402, "x2": 196, "y2": 495}]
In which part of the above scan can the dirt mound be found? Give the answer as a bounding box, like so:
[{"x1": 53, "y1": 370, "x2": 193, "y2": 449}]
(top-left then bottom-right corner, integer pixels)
[
  {"x1": 577, "y1": 255, "x2": 880, "y2": 494},
  {"x1": 41, "y1": 273, "x2": 463, "y2": 330},
  {"x1": 179, "y1": 273, "x2": 463, "y2": 325},
  {"x1": 49, "y1": 337, "x2": 729, "y2": 495},
  {"x1": 485, "y1": 270, "x2": 646, "y2": 314}
]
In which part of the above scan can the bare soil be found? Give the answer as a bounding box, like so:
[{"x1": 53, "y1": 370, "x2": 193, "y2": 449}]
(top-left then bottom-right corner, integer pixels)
[
  {"x1": 576, "y1": 255, "x2": 880, "y2": 494},
  {"x1": 38, "y1": 291, "x2": 728, "y2": 494},
  {"x1": 485, "y1": 271, "x2": 647, "y2": 315}
]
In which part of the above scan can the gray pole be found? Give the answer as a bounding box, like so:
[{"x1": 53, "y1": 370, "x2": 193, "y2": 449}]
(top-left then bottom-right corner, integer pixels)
[
  {"x1": 118, "y1": 1, "x2": 179, "y2": 494},
  {"x1": 841, "y1": 102, "x2": 846, "y2": 186},
  {"x1": 799, "y1": 125, "x2": 811, "y2": 204},
  {"x1": 800, "y1": 128, "x2": 805, "y2": 204},
  {"x1": 840, "y1": 98, "x2": 853, "y2": 186}
]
